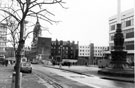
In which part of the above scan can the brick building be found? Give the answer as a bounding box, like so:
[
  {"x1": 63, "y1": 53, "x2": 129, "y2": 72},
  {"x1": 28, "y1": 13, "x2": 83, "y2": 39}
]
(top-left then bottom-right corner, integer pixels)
[
  {"x1": 31, "y1": 19, "x2": 51, "y2": 62},
  {"x1": 51, "y1": 40, "x2": 78, "y2": 65},
  {"x1": 31, "y1": 37, "x2": 51, "y2": 61}
]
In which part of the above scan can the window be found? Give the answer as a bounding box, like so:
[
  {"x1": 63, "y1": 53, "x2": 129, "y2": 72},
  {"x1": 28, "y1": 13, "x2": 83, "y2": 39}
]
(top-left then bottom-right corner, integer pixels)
[
  {"x1": 111, "y1": 25, "x2": 115, "y2": 31},
  {"x1": 126, "y1": 44, "x2": 134, "y2": 50},
  {"x1": 111, "y1": 46, "x2": 114, "y2": 50},
  {"x1": 126, "y1": 32, "x2": 134, "y2": 38},
  {"x1": 126, "y1": 20, "x2": 131, "y2": 27},
  {"x1": 111, "y1": 35, "x2": 114, "y2": 41}
]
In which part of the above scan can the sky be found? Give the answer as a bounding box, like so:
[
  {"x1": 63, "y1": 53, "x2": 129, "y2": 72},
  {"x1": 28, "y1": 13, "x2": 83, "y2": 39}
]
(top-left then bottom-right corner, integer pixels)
[
  {"x1": 36, "y1": 0, "x2": 134, "y2": 46},
  {"x1": 1, "y1": 0, "x2": 134, "y2": 47}
]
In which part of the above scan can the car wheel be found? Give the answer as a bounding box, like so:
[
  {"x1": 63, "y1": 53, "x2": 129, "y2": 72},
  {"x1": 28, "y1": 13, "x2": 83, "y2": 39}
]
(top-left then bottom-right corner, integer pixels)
[{"x1": 29, "y1": 70, "x2": 32, "y2": 73}]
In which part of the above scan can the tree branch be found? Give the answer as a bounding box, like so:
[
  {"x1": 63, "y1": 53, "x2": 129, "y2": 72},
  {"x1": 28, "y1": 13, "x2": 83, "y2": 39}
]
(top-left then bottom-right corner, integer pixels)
[
  {"x1": 29, "y1": 0, "x2": 62, "y2": 9},
  {"x1": 0, "y1": 9, "x2": 20, "y2": 22}
]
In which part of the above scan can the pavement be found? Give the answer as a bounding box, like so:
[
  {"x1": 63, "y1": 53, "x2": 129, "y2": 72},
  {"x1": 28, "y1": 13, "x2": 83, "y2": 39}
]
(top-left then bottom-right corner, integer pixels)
[
  {"x1": 43, "y1": 65, "x2": 135, "y2": 83},
  {"x1": 0, "y1": 64, "x2": 134, "y2": 88},
  {"x1": 0, "y1": 66, "x2": 12, "y2": 88},
  {"x1": 0, "y1": 65, "x2": 48, "y2": 88}
]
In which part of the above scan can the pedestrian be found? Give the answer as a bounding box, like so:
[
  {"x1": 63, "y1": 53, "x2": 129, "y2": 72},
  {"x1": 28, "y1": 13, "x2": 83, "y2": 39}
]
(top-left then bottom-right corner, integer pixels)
[
  {"x1": 68, "y1": 62, "x2": 71, "y2": 68},
  {"x1": 5, "y1": 60, "x2": 8, "y2": 67}
]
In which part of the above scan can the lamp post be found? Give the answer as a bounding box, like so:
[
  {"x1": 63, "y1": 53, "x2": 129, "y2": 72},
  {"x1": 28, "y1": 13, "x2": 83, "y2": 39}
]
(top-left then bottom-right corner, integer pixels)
[{"x1": 59, "y1": 41, "x2": 63, "y2": 68}]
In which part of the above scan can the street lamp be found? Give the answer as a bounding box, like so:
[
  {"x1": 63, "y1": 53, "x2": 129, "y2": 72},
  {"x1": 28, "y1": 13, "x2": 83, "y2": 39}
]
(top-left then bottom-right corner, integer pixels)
[{"x1": 59, "y1": 41, "x2": 63, "y2": 68}]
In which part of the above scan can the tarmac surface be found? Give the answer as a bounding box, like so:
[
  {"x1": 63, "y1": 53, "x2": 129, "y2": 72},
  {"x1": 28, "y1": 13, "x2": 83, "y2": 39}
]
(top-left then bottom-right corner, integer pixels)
[
  {"x1": 44, "y1": 65, "x2": 134, "y2": 83},
  {"x1": 0, "y1": 64, "x2": 134, "y2": 88}
]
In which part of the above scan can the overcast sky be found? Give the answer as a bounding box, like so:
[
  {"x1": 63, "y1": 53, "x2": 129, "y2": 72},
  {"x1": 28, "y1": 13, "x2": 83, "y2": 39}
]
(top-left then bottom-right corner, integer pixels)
[
  {"x1": 2, "y1": 0, "x2": 134, "y2": 47},
  {"x1": 35, "y1": 0, "x2": 134, "y2": 46}
]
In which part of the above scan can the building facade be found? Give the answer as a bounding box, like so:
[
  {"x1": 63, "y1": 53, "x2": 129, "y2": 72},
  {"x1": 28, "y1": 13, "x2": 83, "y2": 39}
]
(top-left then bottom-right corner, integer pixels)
[
  {"x1": 94, "y1": 46, "x2": 109, "y2": 65},
  {"x1": 78, "y1": 43, "x2": 94, "y2": 65},
  {"x1": 109, "y1": 9, "x2": 134, "y2": 64},
  {"x1": 0, "y1": 23, "x2": 7, "y2": 58},
  {"x1": 51, "y1": 40, "x2": 78, "y2": 65},
  {"x1": 31, "y1": 37, "x2": 51, "y2": 61}
]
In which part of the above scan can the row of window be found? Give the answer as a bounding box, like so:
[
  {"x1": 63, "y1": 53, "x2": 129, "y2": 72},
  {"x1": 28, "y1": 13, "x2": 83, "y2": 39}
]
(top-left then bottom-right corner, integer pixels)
[
  {"x1": 0, "y1": 31, "x2": 6, "y2": 35},
  {"x1": 94, "y1": 50, "x2": 104, "y2": 52},
  {"x1": 110, "y1": 31, "x2": 134, "y2": 41},
  {"x1": 94, "y1": 54, "x2": 104, "y2": 56},
  {"x1": 110, "y1": 18, "x2": 134, "y2": 31},
  {"x1": 79, "y1": 50, "x2": 90, "y2": 52},
  {"x1": 52, "y1": 42, "x2": 74, "y2": 46},
  {"x1": 0, "y1": 48, "x2": 5, "y2": 51},
  {"x1": 110, "y1": 44, "x2": 134, "y2": 50},
  {"x1": 52, "y1": 50, "x2": 74, "y2": 54},
  {"x1": 79, "y1": 46, "x2": 90, "y2": 48},
  {"x1": 94, "y1": 47, "x2": 107, "y2": 50},
  {"x1": 51, "y1": 47, "x2": 73, "y2": 50},
  {"x1": 0, "y1": 42, "x2": 6, "y2": 46},
  {"x1": 0, "y1": 26, "x2": 7, "y2": 30},
  {"x1": 79, "y1": 53, "x2": 90, "y2": 56},
  {"x1": 0, "y1": 37, "x2": 6, "y2": 41}
]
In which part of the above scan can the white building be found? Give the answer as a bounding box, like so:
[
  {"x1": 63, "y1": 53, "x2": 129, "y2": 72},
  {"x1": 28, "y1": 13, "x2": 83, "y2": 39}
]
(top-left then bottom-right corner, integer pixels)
[
  {"x1": 94, "y1": 46, "x2": 109, "y2": 58},
  {"x1": 109, "y1": 9, "x2": 134, "y2": 64},
  {"x1": 79, "y1": 45, "x2": 90, "y2": 57},
  {"x1": 94, "y1": 46, "x2": 109, "y2": 65},
  {"x1": 78, "y1": 43, "x2": 94, "y2": 65},
  {"x1": 0, "y1": 23, "x2": 7, "y2": 57}
]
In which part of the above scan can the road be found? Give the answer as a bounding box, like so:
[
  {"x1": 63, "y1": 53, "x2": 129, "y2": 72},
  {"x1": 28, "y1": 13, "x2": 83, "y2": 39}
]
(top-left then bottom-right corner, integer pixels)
[{"x1": 32, "y1": 64, "x2": 134, "y2": 88}]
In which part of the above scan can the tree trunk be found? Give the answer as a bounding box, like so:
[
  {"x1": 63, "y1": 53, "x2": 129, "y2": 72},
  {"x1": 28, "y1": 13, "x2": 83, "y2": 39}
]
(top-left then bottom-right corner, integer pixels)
[
  {"x1": 15, "y1": 54, "x2": 21, "y2": 88},
  {"x1": 15, "y1": 20, "x2": 25, "y2": 88}
]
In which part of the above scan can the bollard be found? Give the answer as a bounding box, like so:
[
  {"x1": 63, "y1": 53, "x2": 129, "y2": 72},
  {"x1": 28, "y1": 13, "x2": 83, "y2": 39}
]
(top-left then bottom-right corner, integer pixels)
[
  {"x1": 20, "y1": 72, "x2": 22, "y2": 88},
  {"x1": 11, "y1": 72, "x2": 16, "y2": 88}
]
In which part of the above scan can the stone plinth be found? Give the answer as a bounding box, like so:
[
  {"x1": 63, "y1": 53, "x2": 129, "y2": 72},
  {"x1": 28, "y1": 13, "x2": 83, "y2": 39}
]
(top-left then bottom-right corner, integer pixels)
[{"x1": 98, "y1": 68, "x2": 134, "y2": 77}]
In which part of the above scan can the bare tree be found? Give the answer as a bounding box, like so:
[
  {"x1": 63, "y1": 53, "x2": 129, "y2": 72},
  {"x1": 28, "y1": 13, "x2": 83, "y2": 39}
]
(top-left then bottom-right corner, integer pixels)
[{"x1": 0, "y1": 0, "x2": 65, "y2": 88}]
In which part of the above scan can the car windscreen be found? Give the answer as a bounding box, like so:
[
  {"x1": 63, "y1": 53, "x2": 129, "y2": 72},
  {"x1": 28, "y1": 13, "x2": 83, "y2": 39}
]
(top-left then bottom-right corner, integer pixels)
[{"x1": 22, "y1": 63, "x2": 31, "y2": 66}]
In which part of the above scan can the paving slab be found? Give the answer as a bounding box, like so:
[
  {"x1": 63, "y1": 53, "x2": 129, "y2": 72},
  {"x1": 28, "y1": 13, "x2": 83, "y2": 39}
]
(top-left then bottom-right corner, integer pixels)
[{"x1": 0, "y1": 66, "x2": 13, "y2": 88}]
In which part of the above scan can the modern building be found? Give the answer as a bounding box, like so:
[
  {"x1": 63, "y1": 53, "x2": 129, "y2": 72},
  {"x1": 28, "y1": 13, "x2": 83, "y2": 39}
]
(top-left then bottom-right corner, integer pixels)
[
  {"x1": 78, "y1": 43, "x2": 94, "y2": 65},
  {"x1": 94, "y1": 46, "x2": 109, "y2": 65},
  {"x1": 0, "y1": 23, "x2": 7, "y2": 58},
  {"x1": 109, "y1": 9, "x2": 134, "y2": 65},
  {"x1": 51, "y1": 40, "x2": 78, "y2": 65}
]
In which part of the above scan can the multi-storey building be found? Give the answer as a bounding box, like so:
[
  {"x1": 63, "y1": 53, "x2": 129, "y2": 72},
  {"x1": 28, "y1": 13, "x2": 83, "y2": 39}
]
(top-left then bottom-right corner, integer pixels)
[
  {"x1": 51, "y1": 40, "x2": 78, "y2": 64},
  {"x1": 78, "y1": 43, "x2": 94, "y2": 65},
  {"x1": 94, "y1": 46, "x2": 109, "y2": 59},
  {"x1": 0, "y1": 23, "x2": 7, "y2": 58},
  {"x1": 94, "y1": 46, "x2": 109, "y2": 65},
  {"x1": 109, "y1": 9, "x2": 134, "y2": 64}
]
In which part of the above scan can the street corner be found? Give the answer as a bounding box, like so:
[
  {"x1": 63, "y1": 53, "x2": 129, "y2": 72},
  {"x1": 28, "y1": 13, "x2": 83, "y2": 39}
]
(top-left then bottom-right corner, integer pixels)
[{"x1": 21, "y1": 72, "x2": 48, "y2": 88}]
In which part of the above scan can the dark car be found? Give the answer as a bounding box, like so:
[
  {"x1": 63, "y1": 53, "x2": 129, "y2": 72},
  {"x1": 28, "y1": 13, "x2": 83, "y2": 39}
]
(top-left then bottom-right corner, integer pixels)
[{"x1": 14, "y1": 62, "x2": 32, "y2": 73}]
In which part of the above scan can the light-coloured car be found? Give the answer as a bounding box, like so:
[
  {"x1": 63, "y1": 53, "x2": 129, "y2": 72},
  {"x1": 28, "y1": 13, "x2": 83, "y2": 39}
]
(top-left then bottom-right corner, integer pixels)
[{"x1": 20, "y1": 62, "x2": 32, "y2": 73}]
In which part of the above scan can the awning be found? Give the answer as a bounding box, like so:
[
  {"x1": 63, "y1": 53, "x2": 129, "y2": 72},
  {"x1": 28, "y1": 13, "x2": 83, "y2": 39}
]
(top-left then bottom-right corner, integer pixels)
[
  {"x1": 6, "y1": 57, "x2": 16, "y2": 60},
  {"x1": 62, "y1": 59, "x2": 77, "y2": 63}
]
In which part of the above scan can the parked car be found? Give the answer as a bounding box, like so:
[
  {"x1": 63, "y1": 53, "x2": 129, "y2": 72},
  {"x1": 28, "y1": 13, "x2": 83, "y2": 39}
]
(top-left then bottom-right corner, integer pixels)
[
  {"x1": 31, "y1": 59, "x2": 39, "y2": 64},
  {"x1": 20, "y1": 62, "x2": 32, "y2": 73}
]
